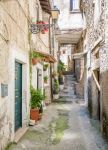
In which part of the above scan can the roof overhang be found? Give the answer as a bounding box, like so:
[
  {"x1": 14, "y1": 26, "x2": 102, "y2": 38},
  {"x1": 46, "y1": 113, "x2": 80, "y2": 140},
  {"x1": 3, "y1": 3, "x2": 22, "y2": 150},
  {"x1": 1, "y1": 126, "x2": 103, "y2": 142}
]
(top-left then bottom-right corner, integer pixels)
[
  {"x1": 72, "y1": 51, "x2": 87, "y2": 59},
  {"x1": 33, "y1": 50, "x2": 56, "y2": 63},
  {"x1": 39, "y1": 0, "x2": 51, "y2": 14},
  {"x1": 55, "y1": 28, "x2": 83, "y2": 44}
]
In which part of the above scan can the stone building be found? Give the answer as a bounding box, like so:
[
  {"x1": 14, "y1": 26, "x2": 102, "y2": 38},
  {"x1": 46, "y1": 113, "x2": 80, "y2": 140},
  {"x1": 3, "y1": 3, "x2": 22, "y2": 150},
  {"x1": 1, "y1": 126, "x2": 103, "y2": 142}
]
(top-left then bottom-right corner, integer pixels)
[
  {"x1": 54, "y1": 0, "x2": 84, "y2": 98},
  {"x1": 0, "y1": 0, "x2": 57, "y2": 149},
  {"x1": 80, "y1": 0, "x2": 108, "y2": 138},
  {"x1": 29, "y1": 0, "x2": 55, "y2": 104},
  {"x1": 0, "y1": 0, "x2": 30, "y2": 149}
]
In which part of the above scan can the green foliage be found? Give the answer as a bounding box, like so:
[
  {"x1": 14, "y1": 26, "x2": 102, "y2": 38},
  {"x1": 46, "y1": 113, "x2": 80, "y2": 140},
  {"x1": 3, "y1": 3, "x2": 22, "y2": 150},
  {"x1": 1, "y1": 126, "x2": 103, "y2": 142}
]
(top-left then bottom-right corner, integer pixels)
[
  {"x1": 31, "y1": 51, "x2": 43, "y2": 58},
  {"x1": 44, "y1": 76, "x2": 48, "y2": 81},
  {"x1": 57, "y1": 60, "x2": 65, "y2": 73},
  {"x1": 52, "y1": 116, "x2": 68, "y2": 144},
  {"x1": 43, "y1": 64, "x2": 49, "y2": 71},
  {"x1": 52, "y1": 71, "x2": 58, "y2": 77},
  {"x1": 30, "y1": 86, "x2": 45, "y2": 109},
  {"x1": 53, "y1": 79, "x2": 59, "y2": 94}
]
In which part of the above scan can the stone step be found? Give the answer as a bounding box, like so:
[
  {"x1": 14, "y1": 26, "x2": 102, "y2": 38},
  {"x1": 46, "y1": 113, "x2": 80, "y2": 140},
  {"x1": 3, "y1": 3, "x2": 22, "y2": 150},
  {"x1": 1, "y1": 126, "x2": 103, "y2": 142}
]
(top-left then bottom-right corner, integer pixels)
[
  {"x1": 60, "y1": 95, "x2": 77, "y2": 99},
  {"x1": 14, "y1": 126, "x2": 28, "y2": 143}
]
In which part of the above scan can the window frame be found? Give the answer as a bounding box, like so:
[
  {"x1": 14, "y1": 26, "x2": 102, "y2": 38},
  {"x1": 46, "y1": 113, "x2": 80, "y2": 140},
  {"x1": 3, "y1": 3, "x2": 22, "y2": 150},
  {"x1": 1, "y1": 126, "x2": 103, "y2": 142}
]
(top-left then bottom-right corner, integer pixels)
[{"x1": 70, "y1": 0, "x2": 80, "y2": 13}]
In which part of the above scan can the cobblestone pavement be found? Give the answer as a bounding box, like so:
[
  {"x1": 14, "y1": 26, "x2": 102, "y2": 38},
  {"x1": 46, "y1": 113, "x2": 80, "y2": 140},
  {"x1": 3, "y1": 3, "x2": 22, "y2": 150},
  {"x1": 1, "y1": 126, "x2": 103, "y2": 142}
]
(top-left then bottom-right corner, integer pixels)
[{"x1": 7, "y1": 75, "x2": 108, "y2": 150}]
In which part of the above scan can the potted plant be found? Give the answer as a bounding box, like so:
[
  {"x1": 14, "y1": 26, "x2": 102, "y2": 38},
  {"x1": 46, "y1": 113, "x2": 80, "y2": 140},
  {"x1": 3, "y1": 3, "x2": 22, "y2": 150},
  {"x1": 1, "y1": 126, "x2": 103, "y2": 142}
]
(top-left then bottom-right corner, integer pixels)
[
  {"x1": 44, "y1": 76, "x2": 48, "y2": 84},
  {"x1": 58, "y1": 60, "x2": 65, "y2": 85},
  {"x1": 53, "y1": 79, "x2": 59, "y2": 100},
  {"x1": 43, "y1": 64, "x2": 49, "y2": 71},
  {"x1": 52, "y1": 71, "x2": 58, "y2": 78},
  {"x1": 30, "y1": 87, "x2": 45, "y2": 122},
  {"x1": 41, "y1": 21, "x2": 48, "y2": 34},
  {"x1": 31, "y1": 52, "x2": 43, "y2": 65}
]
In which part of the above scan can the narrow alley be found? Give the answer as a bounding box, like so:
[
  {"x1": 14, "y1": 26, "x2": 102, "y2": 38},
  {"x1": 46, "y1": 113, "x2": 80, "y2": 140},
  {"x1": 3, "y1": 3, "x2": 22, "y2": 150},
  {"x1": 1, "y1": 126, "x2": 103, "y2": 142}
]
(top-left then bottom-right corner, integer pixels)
[
  {"x1": 1, "y1": 0, "x2": 108, "y2": 149},
  {"x1": 7, "y1": 75, "x2": 108, "y2": 150}
]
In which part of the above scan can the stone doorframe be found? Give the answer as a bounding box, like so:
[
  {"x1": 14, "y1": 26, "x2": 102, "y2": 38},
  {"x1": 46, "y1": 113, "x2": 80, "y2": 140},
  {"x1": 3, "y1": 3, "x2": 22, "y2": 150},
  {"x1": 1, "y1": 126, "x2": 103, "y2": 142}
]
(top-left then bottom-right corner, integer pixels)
[{"x1": 8, "y1": 47, "x2": 30, "y2": 141}]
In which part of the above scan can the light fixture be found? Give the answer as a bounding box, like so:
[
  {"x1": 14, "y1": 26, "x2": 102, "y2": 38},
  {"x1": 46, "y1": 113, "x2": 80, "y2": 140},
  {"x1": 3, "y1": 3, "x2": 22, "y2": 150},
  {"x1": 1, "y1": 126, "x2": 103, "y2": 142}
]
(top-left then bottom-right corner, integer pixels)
[{"x1": 51, "y1": 6, "x2": 60, "y2": 20}]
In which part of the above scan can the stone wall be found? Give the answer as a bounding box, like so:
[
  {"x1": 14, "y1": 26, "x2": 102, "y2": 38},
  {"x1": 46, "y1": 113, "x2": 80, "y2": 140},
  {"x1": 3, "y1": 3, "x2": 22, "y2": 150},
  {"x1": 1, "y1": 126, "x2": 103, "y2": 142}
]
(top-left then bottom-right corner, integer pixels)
[
  {"x1": 0, "y1": 0, "x2": 30, "y2": 149},
  {"x1": 29, "y1": 0, "x2": 52, "y2": 103},
  {"x1": 54, "y1": 0, "x2": 83, "y2": 29},
  {"x1": 81, "y1": 0, "x2": 108, "y2": 138},
  {"x1": 74, "y1": 37, "x2": 84, "y2": 99}
]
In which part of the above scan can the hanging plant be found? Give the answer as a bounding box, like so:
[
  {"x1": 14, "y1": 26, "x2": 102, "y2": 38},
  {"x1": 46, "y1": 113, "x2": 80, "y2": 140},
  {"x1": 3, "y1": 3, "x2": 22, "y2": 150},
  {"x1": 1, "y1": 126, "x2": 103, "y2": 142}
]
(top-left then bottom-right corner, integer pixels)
[
  {"x1": 37, "y1": 21, "x2": 48, "y2": 34},
  {"x1": 44, "y1": 76, "x2": 48, "y2": 84},
  {"x1": 43, "y1": 64, "x2": 49, "y2": 71},
  {"x1": 52, "y1": 71, "x2": 58, "y2": 78},
  {"x1": 31, "y1": 51, "x2": 43, "y2": 65}
]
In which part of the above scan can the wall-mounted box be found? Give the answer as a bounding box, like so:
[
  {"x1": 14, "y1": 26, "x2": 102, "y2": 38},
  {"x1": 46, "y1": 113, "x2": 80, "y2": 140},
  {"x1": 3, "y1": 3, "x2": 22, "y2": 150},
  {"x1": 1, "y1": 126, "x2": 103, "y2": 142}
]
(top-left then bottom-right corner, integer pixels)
[{"x1": 1, "y1": 83, "x2": 8, "y2": 97}]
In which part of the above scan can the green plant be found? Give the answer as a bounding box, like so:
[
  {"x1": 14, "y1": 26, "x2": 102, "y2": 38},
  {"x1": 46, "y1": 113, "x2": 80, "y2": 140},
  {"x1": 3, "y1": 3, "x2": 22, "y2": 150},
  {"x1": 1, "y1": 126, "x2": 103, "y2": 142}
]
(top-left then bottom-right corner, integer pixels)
[
  {"x1": 57, "y1": 60, "x2": 65, "y2": 74},
  {"x1": 43, "y1": 64, "x2": 49, "y2": 71},
  {"x1": 31, "y1": 51, "x2": 43, "y2": 59},
  {"x1": 53, "y1": 79, "x2": 59, "y2": 94},
  {"x1": 52, "y1": 71, "x2": 58, "y2": 77},
  {"x1": 44, "y1": 76, "x2": 48, "y2": 82},
  {"x1": 30, "y1": 86, "x2": 45, "y2": 109}
]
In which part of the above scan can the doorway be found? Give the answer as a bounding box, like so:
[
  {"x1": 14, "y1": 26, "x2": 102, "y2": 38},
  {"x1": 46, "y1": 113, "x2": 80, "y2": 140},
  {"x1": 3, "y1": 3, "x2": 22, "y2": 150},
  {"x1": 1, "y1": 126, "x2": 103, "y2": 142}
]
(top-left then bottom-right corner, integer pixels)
[{"x1": 15, "y1": 62, "x2": 22, "y2": 131}]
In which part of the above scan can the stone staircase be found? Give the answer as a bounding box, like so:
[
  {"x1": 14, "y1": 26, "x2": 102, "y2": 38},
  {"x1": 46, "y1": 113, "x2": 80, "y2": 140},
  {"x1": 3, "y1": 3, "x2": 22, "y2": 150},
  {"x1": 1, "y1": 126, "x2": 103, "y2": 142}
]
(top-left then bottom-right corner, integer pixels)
[{"x1": 54, "y1": 74, "x2": 77, "y2": 103}]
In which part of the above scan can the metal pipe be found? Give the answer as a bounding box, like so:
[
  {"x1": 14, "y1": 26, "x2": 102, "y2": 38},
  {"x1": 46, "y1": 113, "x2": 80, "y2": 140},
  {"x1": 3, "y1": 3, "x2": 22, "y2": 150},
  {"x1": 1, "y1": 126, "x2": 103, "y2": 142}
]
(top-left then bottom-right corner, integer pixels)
[{"x1": 49, "y1": 15, "x2": 53, "y2": 101}]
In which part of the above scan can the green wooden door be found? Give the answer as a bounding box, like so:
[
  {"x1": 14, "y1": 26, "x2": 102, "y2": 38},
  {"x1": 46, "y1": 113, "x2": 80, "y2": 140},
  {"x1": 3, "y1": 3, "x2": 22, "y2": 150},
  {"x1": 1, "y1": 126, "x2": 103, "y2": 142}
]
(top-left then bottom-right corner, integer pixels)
[{"x1": 15, "y1": 62, "x2": 22, "y2": 131}]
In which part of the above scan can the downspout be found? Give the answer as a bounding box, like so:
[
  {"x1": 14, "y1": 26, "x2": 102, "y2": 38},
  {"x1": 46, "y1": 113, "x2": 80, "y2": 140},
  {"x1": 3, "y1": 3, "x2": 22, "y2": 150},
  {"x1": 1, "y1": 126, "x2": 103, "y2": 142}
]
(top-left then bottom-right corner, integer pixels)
[{"x1": 49, "y1": 15, "x2": 53, "y2": 101}]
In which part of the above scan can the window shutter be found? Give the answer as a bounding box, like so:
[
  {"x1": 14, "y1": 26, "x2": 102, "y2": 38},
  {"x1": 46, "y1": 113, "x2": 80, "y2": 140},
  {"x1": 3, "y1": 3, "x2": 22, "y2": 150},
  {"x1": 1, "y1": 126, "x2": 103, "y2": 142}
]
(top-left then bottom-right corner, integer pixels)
[{"x1": 70, "y1": 0, "x2": 73, "y2": 11}]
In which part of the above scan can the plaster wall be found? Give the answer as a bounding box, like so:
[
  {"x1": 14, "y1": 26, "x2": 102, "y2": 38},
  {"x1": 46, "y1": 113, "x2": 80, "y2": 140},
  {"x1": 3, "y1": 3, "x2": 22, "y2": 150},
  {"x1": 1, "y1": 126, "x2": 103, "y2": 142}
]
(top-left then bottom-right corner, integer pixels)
[
  {"x1": 0, "y1": 0, "x2": 30, "y2": 149},
  {"x1": 54, "y1": 0, "x2": 83, "y2": 29}
]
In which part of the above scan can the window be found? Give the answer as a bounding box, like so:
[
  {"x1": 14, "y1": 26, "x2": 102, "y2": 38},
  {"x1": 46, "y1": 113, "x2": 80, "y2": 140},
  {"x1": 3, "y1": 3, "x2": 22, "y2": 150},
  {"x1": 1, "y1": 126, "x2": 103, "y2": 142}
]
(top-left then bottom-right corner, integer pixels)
[{"x1": 70, "y1": 0, "x2": 79, "y2": 11}]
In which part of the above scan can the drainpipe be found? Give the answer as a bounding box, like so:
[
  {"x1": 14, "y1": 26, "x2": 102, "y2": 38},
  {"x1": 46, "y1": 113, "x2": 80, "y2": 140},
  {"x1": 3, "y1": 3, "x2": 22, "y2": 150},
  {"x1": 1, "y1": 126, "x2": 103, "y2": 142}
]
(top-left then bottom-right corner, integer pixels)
[{"x1": 49, "y1": 15, "x2": 53, "y2": 101}]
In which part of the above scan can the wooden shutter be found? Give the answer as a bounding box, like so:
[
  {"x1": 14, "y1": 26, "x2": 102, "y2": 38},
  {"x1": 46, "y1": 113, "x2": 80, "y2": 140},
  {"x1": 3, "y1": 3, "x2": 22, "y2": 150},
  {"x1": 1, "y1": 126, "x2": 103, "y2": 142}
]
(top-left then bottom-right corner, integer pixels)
[{"x1": 70, "y1": 0, "x2": 73, "y2": 11}]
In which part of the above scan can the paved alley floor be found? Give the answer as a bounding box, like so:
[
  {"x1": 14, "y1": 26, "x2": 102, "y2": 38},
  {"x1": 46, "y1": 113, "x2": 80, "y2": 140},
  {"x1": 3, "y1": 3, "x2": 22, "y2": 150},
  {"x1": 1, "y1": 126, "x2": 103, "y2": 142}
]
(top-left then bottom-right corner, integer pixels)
[{"x1": 7, "y1": 75, "x2": 108, "y2": 150}]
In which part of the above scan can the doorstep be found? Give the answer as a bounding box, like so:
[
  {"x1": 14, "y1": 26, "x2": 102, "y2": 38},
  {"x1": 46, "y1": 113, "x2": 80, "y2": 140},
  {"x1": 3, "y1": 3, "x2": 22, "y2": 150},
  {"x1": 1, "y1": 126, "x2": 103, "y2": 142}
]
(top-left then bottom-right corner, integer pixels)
[{"x1": 14, "y1": 126, "x2": 29, "y2": 143}]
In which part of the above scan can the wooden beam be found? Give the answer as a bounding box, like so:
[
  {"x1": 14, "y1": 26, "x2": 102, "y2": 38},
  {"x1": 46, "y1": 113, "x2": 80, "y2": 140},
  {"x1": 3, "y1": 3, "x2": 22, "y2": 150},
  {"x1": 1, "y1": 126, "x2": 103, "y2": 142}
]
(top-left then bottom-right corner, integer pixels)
[
  {"x1": 92, "y1": 70, "x2": 100, "y2": 91},
  {"x1": 39, "y1": 0, "x2": 51, "y2": 14},
  {"x1": 40, "y1": 1, "x2": 49, "y2": 6}
]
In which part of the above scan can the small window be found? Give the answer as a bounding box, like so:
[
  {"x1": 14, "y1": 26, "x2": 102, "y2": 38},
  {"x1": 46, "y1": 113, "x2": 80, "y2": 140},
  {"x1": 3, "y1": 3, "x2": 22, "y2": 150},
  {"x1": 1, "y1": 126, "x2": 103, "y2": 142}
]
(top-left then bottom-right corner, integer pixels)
[{"x1": 70, "y1": 0, "x2": 79, "y2": 11}]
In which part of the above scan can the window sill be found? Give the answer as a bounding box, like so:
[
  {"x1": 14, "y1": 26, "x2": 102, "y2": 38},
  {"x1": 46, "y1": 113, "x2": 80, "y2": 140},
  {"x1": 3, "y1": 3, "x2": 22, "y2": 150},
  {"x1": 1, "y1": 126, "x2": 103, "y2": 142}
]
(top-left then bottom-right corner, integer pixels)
[{"x1": 70, "y1": 10, "x2": 81, "y2": 14}]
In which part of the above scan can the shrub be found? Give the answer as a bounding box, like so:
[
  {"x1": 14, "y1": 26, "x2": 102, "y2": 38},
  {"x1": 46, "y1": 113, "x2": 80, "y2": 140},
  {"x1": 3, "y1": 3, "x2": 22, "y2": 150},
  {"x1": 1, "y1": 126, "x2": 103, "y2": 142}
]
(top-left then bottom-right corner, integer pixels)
[
  {"x1": 30, "y1": 86, "x2": 45, "y2": 109},
  {"x1": 53, "y1": 79, "x2": 59, "y2": 94}
]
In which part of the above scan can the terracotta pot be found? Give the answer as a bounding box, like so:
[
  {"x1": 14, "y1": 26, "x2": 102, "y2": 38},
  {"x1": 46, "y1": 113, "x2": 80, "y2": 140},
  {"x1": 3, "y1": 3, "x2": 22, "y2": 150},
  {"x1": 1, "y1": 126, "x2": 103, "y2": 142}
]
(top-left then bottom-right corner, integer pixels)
[
  {"x1": 52, "y1": 73, "x2": 57, "y2": 78},
  {"x1": 32, "y1": 58, "x2": 38, "y2": 65},
  {"x1": 41, "y1": 30, "x2": 45, "y2": 34},
  {"x1": 43, "y1": 67, "x2": 47, "y2": 71},
  {"x1": 45, "y1": 102, "x2": 49, "y2": 106},
  {"x1": 44, "y1": 80, "x2": 48, "y2": 84},
  {"x1": 30, "y1": 108, "x2": 39, "y2": 122}
]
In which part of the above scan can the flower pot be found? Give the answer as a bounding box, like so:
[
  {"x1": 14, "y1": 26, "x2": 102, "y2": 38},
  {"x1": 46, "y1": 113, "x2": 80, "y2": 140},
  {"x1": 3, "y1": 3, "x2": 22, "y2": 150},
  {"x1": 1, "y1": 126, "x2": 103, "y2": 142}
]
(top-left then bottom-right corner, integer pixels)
[
  {"x1": 41, "y1": 30, "x2": 45, "y2": 34},
  {"x1": 52, "y1": 73, "x2": 57, "y2": 78},
  {"x1": 44, "y1": 80, "x2": 48, "y2": 84},
  {"x1": 43, "y1": 67, "x2": 47, "y2": 71},
  {"x1": 32, "y1": 58, "x2": 38, "y2": 65},
  {"x1": 53, "y1": 94, "x2": 59, "y2": 100},
  {"x1": 30, "y1": 108, "x2": 39, "y2": 122}
]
